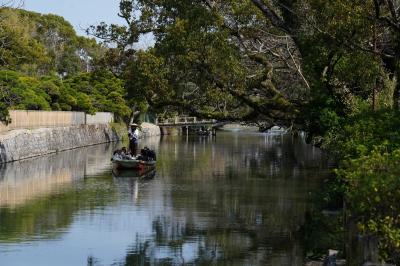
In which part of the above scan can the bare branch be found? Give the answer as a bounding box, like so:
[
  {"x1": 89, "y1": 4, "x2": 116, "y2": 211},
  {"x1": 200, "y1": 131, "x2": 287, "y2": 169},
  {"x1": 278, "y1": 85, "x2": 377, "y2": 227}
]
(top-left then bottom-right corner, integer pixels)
[{"x1": 285, "y1": 37, "x2": 310, "y2": 89}]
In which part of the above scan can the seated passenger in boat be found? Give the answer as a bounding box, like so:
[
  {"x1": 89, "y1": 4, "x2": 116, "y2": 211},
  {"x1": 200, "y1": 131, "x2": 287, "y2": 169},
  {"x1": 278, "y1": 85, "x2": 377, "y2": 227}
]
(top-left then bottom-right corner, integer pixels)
[
  {"x1": 121, "y1": 147, "x2": 133, "y2": 160},
  {"x1": 137, "y1": 147, "x2": 156, "y2": 161},
  {"x1": 112, "y1": 150, "x2": 122, "y2": 161}
]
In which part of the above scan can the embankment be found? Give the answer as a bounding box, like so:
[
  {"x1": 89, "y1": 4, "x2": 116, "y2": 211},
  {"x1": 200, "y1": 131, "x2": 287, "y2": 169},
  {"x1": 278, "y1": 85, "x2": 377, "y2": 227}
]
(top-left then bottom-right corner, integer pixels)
[
  {"x1": 0, "y1": 122, "x2": 162, "y2": 164},
  {"x1": 0, "y1": 124, "x2": 122, "y2": 163}
]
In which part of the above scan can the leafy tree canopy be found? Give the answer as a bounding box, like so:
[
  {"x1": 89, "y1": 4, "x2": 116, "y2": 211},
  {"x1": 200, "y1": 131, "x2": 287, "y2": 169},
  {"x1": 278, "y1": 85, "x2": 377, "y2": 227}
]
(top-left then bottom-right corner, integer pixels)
[
  {"x1": 90, "y1": 0, "x2": 307, "y2": 125},
  {"x1": 89, "y1": 0, "x2": 400, "y2": 129},
  {"x1": 0, "y1": 8, "x2": 130, "y2": 123}
]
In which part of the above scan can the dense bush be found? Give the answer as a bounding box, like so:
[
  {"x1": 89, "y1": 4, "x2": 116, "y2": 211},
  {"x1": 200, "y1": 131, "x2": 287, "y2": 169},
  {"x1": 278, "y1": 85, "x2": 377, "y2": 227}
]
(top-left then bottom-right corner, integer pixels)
[
  {"x1": 324, "y1": 109, "x2": 400, "y2": 159},
  {"x1": 64, "y1": 71, "x2": 131, "y2": 120},
  {"x1": 318, "y1": 109, "x2": 400, "y2": 262},
  {"x1": 337, "y1": 148, "x2": 400, "y2": 263}
]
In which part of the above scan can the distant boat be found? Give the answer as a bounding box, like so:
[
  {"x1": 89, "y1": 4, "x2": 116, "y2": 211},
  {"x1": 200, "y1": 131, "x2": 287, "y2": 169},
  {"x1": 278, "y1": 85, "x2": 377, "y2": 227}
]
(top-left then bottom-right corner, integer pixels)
[
  {"x1": 197, "y1": 130, "x2": 211, "y2": 136},
  {"x1": 220, "y1": 123, "x2": 259, "y2": 132},
  {"x1": 266, "y1": 126, "x2": 287, "y2": 135}
]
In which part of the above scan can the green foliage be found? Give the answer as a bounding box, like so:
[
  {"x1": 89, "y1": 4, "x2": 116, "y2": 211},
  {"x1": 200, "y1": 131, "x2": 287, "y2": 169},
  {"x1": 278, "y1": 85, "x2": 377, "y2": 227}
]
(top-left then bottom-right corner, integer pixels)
[
  {"x1": 0, "y1": 0, "x2": 399, "y2": 262},
  {"x1": 297, "y1": 0, "x2": 392, "y2": 140},
  {"x1": 337, "y1": 148, "x2": 400, "y2": 263},
  {"x1": 125, "y1": 50, "x2": 169, "y2": 107},
  {"x1": 64, "y1": 71, "x2": 131, "y2": 120},
  {"x1": 0, "y1": 8, "x2": 104, "y2": 76},
  {"x1": 91, "y1": 0, "x2": 300, "y2": 122},
  {"x1": 0, "y1": 70, "x2": 50, "y2": 111},
  {"x1": 320, "y1": 108, "x2": 400, "y2": 262},
  {"x1": 0, "y1": 70, "x2": 130, "y2": 121},
  {"x1": 0, "y1": 102, "x2": 10, "y2": 124},
  {"x1": 32, "y1": 0, "x2": 400, "y2": 263},
  {"x1": 0, "y1": 8, "x2": 130, "y2": 123},
  {"x1": 324, "y1": 109, "x2": 400, "y2": 159},
  {"x1": 0, "y1": 9, "x2": 50, "y2": 73}
]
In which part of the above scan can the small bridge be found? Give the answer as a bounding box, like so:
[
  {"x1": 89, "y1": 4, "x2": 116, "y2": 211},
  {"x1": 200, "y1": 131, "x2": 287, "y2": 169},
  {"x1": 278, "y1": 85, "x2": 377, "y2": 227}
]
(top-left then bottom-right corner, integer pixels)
[{"x1": 155, "y1": 116, "x2": 218, "y2": 127}]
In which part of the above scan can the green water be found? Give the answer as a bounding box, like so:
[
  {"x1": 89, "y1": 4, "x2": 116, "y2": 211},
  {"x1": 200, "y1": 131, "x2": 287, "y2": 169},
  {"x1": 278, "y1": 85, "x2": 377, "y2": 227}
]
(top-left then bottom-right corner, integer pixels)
[{"x1": 0, "y1": 132, "x2": 331, "y2": 265}]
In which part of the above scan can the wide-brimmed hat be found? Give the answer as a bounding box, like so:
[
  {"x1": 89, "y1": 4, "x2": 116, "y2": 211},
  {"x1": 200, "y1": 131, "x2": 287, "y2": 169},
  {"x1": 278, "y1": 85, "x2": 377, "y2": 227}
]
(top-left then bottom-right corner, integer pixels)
[{"x1": 130, "y1": 123, "x2": 139, "y2": 127}]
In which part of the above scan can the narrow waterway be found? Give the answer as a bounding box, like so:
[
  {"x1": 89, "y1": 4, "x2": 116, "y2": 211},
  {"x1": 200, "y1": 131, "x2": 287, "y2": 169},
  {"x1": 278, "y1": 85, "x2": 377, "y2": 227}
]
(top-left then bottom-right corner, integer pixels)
[{"x1": 0, "y1": 132, "x2": 331, "y2": 265}]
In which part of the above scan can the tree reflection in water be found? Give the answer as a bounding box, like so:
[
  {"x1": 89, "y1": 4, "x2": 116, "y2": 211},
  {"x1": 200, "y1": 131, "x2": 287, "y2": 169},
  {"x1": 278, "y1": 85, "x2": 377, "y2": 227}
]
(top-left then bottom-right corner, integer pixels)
[
  {"x1": 0, "y1": 132, "x2": 331, "y2": 266},
  {"x1": 113, "y1": 133, "x2": 332, "y2": 266},
  {"x1": 114, "y1": 216, "x2": 303, "y2": 265}
]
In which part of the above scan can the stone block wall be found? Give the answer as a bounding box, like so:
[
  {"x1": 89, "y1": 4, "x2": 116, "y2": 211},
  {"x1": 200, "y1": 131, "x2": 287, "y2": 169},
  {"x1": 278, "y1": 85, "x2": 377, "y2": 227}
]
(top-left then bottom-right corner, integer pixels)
[
  {"x1": 140, "y1": 122, "x2": 161, "y2": 138},
  {"x1": 0, "y1": 124, "x2": 121, "y2": 163}
]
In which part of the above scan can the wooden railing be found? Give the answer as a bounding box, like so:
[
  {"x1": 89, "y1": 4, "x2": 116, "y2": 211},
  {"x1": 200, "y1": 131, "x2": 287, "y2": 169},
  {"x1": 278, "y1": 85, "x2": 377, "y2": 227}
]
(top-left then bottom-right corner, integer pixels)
[{"x1": 156, "y1": 116, "x2": 217, "y2": 126}]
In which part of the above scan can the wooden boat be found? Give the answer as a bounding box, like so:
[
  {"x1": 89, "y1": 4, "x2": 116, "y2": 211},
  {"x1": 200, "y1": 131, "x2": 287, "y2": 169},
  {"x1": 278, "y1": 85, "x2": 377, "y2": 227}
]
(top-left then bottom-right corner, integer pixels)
[
  {"x1": 266, "y1": 126, "x2": 287, "y2": 135},
  {"x1": 112, "y1": 158, "x2": 156, "y2": 170}
]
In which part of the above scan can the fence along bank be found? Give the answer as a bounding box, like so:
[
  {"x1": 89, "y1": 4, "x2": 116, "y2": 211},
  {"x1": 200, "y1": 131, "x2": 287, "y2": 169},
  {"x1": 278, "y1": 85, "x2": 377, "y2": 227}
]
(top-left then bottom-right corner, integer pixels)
[
  {"x1": 0, "y1": 110, "x2": 120, "y2": 163},
  {"x1": 0, "y1": 110, "x2": 114, "y2": 133}
]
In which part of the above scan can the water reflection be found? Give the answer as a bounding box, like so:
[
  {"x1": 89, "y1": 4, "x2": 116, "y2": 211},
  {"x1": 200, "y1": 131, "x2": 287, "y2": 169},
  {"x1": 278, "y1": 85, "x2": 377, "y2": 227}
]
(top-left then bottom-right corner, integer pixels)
[
  {"x1": 0, "y1": 144, "x2": 120, "y2": 246},
  {"x1": 0, "y1": 132, "x2": 331, "y2": 265},
  {"x1": 114, "y1": 133, "x2": 330, "y2": 266},
  {"x1": 0, "y1": 144, "x2": 116, "y2": 208}
]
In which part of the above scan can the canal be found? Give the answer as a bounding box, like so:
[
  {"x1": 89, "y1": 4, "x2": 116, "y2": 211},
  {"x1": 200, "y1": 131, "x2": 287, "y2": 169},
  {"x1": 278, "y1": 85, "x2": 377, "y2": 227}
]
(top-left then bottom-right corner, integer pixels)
[{"x1": 0, "y1": 132, "x2": 331, "y2": 265}]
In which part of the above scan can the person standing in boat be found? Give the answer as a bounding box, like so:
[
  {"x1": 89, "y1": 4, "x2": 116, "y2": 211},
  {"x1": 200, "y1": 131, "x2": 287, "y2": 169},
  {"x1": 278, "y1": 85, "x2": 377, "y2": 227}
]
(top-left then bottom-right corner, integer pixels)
[{"x1": 128, "y1": 123, "x2": 140, "y2": 156}]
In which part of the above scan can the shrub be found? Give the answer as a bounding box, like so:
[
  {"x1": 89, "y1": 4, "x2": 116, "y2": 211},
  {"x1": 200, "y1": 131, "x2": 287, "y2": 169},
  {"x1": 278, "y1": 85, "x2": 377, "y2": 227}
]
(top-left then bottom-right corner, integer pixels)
[
  {"x1": 324, "y1": 109, "x2": 400, "y2": 160},
  {"x1": 337, "y1": 148, "x2": 400, "y2": 263}
]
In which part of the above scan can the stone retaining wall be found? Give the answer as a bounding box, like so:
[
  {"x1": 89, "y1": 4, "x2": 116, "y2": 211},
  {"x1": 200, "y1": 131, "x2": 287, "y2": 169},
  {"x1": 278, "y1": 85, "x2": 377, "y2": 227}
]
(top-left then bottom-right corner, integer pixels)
[
  {"x1": 0, "y1": 122, "x2": 163, "y2": 164},
  {"x1": 0, "y1": 124, "x2": 121, "y2": 163},
  {"x1": 140, "y1": 122, "x2": 161, "y2": 138}
]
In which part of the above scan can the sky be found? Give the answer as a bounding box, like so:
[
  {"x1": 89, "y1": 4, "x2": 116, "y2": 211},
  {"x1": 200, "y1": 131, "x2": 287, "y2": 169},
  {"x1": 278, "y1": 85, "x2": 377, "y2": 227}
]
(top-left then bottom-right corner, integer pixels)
[
  {"x1": 23, "y1": 0, "x2": 154, "y2": 48},
  {"x1": 24, "y1": 0, "x2": 124, "y2": 35}
]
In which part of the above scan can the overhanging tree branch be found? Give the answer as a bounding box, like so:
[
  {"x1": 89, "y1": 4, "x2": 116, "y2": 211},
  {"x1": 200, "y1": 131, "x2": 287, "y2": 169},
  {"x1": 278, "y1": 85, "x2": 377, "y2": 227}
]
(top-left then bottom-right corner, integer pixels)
[{"x1": 250, "y1": 0, "x2": 291, "y2": 34}]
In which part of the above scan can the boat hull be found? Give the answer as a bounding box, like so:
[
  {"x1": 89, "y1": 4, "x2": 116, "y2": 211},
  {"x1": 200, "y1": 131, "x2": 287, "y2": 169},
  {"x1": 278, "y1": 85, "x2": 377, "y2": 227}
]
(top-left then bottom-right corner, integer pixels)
[
  {"x1": 112, "y1": 159, "x2": 156, "y2": 170},
  {"x1": 112, "y1": 168, "x2": 156, "y2": 179}
]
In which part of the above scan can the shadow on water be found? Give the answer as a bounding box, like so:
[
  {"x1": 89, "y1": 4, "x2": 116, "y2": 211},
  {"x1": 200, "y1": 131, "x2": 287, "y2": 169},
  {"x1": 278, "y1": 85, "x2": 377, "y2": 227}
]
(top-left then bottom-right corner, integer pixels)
[{"x1": 0, "y1": 132, "x2": 332, "y2": 266}]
